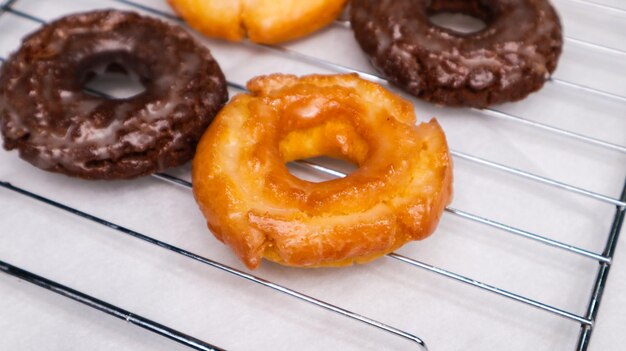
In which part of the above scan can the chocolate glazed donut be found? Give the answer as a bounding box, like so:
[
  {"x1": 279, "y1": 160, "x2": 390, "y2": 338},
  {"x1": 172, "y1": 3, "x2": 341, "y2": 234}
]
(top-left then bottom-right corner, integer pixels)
[
  {"x1": 0, "y1": 10, "x2": 228, "y2": 179},
  {"x1": 350, "y1": 0, "x2": 563, "y2": 108}
]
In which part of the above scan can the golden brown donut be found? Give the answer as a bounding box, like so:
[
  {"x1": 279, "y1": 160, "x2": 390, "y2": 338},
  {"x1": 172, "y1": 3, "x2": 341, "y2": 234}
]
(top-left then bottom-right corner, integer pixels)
[
  {"x1": 192, "y1": 74, "x2": 453, "y2": 269},
  {"x1": 167, "y1": 0, "x2": 349, "y2": 44}
]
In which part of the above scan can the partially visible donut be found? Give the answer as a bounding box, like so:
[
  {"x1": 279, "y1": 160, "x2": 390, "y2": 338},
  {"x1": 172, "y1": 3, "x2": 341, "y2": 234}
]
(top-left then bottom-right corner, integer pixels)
[
  {"x1": 350, "y1": 0, "x2": 563, "y2": 108},
  {"x1": 168, "y1": 0, "x2": 349, "y2": 44},
  {"x1": 0, "y1": 10, "x2": 228, "y2": 179},
  {"x1": 192, "y1": 74, "x2": 453, "y2": 269}
]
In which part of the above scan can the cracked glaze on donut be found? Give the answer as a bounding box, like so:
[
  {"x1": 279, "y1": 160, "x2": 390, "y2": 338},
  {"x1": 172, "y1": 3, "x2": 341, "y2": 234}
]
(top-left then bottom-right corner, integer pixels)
[
  {"x1": 350, "y1": 0, "x2": 563, "y2": 107},
  {"x1": 0, "y1": 10, "x2": 228, "y2": 179}
]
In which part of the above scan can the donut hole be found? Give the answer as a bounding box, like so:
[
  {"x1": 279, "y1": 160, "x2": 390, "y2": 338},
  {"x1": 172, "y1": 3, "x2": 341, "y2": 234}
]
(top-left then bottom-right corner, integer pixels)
[
  {"x1": 286, "y1": 157, "x2": 358, "y2": 182},
  {"x1": 427, "y1": 0, "x2": 493, "y2": 34},
  {"x1": 279, "y1": 120, "x2": 367, "y2": 183},
  {"x1": 81, "y1": 58, "x2": 147, "y2": 100},
  {"x1": 429, "y1": 12, "x2": 487, "y2": 34}
]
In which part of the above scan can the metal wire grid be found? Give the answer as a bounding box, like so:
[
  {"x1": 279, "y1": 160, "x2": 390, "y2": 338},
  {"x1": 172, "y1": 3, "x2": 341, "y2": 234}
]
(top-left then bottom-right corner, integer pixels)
[{"x1": 0, "y1": 0, "x2": 624, "y2": 350}]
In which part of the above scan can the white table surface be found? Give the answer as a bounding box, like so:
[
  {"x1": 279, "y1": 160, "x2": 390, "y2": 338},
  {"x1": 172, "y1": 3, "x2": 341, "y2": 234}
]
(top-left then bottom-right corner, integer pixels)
[{"x1": 1, "y1": 0, "x2": 625, "y2": 350}]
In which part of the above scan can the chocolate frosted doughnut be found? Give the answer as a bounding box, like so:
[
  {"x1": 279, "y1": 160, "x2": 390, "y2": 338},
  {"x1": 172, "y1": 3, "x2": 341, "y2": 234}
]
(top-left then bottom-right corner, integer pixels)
[
  {"x1": 0, "y1": 10, "x2": 228, "y2": 179},
  {"x1": 350, "y1": 0, "x2": 563, "y2": 108}
]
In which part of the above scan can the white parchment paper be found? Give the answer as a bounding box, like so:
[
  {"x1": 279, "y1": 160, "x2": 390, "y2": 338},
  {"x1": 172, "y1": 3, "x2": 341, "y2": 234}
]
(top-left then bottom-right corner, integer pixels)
[{"x1": 1, "y1": 0, "x2": 624, "y2": 350}]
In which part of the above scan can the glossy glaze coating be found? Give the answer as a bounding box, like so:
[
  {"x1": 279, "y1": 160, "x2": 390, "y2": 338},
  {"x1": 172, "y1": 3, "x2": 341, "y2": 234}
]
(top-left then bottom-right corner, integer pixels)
[
  {"x1": 351, "y1": 0, "x2": 563, "y2": 107},
  {"x1": 0, "y1": 10, "x2": 228, "y2": 179},
  {"x1": 192, "y1": 74, "x2": 453, "y2": 269},
  {"x1": 168, "y1": 0, "x2": 349, "y2": 44}
]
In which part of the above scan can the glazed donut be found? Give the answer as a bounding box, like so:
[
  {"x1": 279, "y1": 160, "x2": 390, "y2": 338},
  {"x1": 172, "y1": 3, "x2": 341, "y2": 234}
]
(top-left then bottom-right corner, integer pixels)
[
  {"x1": 192, "y1": 74, "x2": 453, "y2": 269},
  {"x1": 0, "y1": 10, "x2": 228, "y2": 179},
  {"x1": 350, "y1": 0, "x2": 563, "y2": 108},
  {"x1": 168, "y1": 0, "x2": 349, "y2": 44}
]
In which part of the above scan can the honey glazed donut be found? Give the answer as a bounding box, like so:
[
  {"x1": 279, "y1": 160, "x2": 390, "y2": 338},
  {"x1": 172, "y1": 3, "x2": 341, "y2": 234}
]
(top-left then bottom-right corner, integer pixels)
[
  {"x1": 0, "y1": 10, "x2": 228, "y2": 179},
  {"x1": 350, "y1": 0, "x2": 563, "y2": 108},
  {"x1": 167, "y1": 0, "x2": 349, "y2": 44},
  {"x1": 192, "y1": 74, "x2": 453, "y2": 269}
]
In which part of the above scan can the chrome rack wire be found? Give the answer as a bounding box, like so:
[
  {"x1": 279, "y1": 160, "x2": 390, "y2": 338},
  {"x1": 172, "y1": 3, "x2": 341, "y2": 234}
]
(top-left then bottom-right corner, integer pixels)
[
  {"x1": 142, "y1": 173, "x2": 598, "y2": 326},
  {"x1": 0, "y1": 181, "x2": 429, "y2": 350},
  {"x1": 0, "y1": 258, "x2": 226, "y2": 351},
  {"x1": 0, "y1": 0, "x2": 624, "y2": 350}
]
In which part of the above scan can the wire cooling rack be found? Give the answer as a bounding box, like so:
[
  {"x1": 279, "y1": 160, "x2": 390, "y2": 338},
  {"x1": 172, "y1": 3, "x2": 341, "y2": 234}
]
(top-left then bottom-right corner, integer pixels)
[{"x1": 0, "y1": 0, "x2": 625, "y2": 350}]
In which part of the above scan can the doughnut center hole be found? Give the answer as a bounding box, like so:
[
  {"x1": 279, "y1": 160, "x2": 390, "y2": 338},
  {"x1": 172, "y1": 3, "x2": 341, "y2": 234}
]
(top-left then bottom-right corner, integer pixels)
[
  {"x1": 287, "y1": 157, "x2": 358, "y2": 183},
  {"x1": 82, "y1": 62, "x2": 146, "y2": 100},
  {"x1": 279, "y1": 118, "x2": 366, "y2": 183},
  {"x1": 428, "y1": 12, "x2": 487, "y2": 34},
  {"x1": 427, "y1": 0, "x2": 493, "y2": 34}
]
